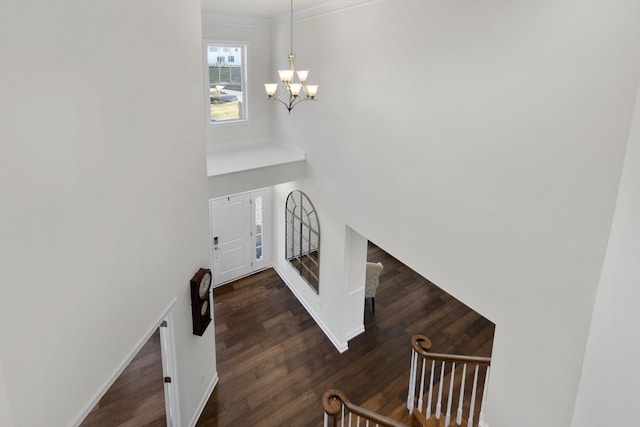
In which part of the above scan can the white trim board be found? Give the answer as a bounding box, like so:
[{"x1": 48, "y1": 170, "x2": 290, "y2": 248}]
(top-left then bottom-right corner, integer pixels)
[
  {"x1": 188, "y1": 373, "x2": 219, "y2": 427},
  {"x1": 345, "y1": 325, "x2": 365, "y2": 341},
  {"x1": 273, "y1": 264, "x2": 349, "y2": 353}
]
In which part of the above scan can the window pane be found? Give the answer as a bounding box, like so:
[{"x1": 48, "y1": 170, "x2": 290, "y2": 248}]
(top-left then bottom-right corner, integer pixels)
[
  {"x1": 207, "y1": 43, "x2": 246, "y2": 123},
  {"x1": 254, "y1": 195, "x2": 263, "y2": 261}
]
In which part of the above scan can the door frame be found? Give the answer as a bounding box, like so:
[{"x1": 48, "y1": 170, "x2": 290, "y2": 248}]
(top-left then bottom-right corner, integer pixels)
[
  {"x1": 159, "y1": 301, "x2": 181, "y2": 427},
  {"x1": 209, "y1": 188, "x2": 272, "y2": 287}
]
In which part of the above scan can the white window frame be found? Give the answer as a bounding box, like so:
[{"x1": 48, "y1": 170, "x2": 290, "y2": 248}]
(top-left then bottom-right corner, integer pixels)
[{"x1": 203, "y1": 40, "x2": 249, "y2": 125}]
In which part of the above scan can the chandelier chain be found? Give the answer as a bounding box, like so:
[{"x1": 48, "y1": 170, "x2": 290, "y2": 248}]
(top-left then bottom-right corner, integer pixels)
[{"x1": 290, "y1": 0, "x2": 294, "y2": 55}]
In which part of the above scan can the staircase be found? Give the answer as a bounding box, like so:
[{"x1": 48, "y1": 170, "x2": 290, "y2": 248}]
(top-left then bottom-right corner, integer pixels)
[
  {"x1": 323, "y1": 389, "x2": 434, "y2": 427},
  {"x1": 323, "y1": 335, "x2": 491, "y2": 427}
]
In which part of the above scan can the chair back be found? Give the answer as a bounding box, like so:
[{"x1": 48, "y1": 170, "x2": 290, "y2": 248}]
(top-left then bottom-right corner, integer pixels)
[{"x1": 365, "y1": 262, "x2": 384, "y2": 297}]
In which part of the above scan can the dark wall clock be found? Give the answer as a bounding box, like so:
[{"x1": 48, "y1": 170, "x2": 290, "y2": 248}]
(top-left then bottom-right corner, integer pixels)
[{"x1": 190, "y1": 268, "x2": 212, "y2": 336}]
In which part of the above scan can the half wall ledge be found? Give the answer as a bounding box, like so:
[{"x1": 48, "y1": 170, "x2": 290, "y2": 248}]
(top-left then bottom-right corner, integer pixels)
[{"x1": 207, "y1": 141, "x2": 306, "y2": 199}]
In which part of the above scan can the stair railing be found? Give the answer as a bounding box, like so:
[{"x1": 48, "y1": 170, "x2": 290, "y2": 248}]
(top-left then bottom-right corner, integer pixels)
[
  {"x1": 407, "y1": 335, "x2": 491, "y2": 427},
  {"x1": 323, "y1": 389, "x2": 432, "y2": 427}
]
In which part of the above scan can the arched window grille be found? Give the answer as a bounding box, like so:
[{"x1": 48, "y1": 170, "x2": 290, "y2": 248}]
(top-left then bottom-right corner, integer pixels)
[{"x1": 285, "y1": 190, "x2": 320, "y2": 293}]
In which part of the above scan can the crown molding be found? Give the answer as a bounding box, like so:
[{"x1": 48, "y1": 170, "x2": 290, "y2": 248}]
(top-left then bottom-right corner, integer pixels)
[
  {"x1": 202, "y1": 0, "x2": 380, "y2": 28},
  {"x1": 272, "y1": 0, "x2": 380, "y2": 25},
  {"x1": 201, "y1": 13, "x2": 272, "y2": 28}
]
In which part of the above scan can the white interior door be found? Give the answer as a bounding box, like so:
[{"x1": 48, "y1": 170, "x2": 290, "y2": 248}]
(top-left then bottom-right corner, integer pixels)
[{"x1": 210, "y1": 193, "x2": 252, "y2": 285}]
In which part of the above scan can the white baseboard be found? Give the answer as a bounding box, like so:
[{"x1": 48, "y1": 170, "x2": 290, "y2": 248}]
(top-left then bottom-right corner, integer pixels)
[
  {"x1": 188, "y1": 372, "x2": 219, "y2": 427},
  {"x1": 345, "y1": 325, "x2": 365, "y2": 341},
  {"x1": 273, "y1": 264, "x2": 349, "y2": 353}
]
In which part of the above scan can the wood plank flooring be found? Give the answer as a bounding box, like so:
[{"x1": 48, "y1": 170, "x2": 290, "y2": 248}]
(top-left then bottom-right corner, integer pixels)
[
  {"x1": 197, "y1": 244, "x2": 494, "y2": 427},
  {"x1": 80, "y1": 329, "x2": 165, "y2": 427}
]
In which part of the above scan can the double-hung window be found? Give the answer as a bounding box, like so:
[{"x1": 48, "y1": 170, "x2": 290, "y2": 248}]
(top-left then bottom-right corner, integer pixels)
[{"x1": 205, "y1": 42, "x2": 247, "y2": 123}]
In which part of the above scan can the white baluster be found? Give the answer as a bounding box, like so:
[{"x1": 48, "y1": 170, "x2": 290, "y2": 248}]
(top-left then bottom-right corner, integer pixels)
[
  {"x1": 479, "y1": 366, "x2": 490, "y2": 427},
  {"x1": 445, "y1": 362, "x2": 455, "y2": 426},
  {"x1": 324, "y1": 412, "x2": 329, "y2": 427},
  {"x1": 417, "y1": 357, "x2": 427, "y2": 413},
  {"x1": 407, "y1": 349, "x2": 417, "y2": 412},
  {"x1": 341, "y1": 404, "x2": 345, "y2": 427},
  {"x1": 435, "y1": 362, "x2": 445, "y2": 419},
  {"x1": 426, "y1": 360, "x2": 435, "y2": 419},
  {"x1": 468, "y1": 365, "x2": 480, "y2": 427},
  {"x1": 456, "y1": 363, "x2": 467, "y2": 425},
  {"x1": 348, "y1": 412, "x2": 352, "y2": 427},
  {"x1": 356, "y1": 416, "x2": 360, "y2": 427}
]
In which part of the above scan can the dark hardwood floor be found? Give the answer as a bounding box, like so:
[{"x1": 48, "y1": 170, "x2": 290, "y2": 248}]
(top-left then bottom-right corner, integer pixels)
[
  {"x1": 80, "y1": 329, "x2": 165, "y2": 427},
  {"x1": 197, "y1": 244, "x2": 494, "y2": 426}
]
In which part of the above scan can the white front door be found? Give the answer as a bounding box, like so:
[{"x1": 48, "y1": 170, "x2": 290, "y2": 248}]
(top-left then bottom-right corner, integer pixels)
[
  {"x1": 210, "y1": 190, "x2": 270, "y2": 286},
  {"x1": 210, "y1": 193, "x2": 252, "y2": 285}
]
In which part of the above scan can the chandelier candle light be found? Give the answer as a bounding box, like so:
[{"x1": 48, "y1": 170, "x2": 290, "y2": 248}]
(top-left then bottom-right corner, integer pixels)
[{"x1": 264, "y1": 0, "x2": 318, "y2": 113}]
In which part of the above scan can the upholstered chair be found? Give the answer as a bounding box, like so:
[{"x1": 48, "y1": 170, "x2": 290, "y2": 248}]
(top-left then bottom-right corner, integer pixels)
[{"x1": 365, "y1": 261, "x2": 384, "y2": 313}]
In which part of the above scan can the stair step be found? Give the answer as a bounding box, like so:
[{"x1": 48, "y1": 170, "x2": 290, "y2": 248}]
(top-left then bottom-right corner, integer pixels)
[{"x1": 401, "y1": 412, "x2": 469, "y2": 427}]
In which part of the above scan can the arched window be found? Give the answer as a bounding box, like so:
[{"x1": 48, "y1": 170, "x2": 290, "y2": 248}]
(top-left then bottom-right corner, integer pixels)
[{"x1": 285, "y1": 190, "x2": 320, "y2": 293}]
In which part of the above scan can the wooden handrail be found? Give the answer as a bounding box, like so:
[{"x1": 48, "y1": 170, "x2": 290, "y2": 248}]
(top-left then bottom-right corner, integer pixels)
[
  {"x1": 413, "y1": 334, "x2": 432, "y2": 352},
  {"x1": 411, "y1": 334, "x2": 491, "y2": 366},
  {"x1": 323, "y1": 389, "x2": 409, "y2": 427},
  {"x1": 324, "y1": 336, "x2": 492, "y2": 427},
  {"x1": 408, "y1": 334, "x2": 492, "y2": 427}
]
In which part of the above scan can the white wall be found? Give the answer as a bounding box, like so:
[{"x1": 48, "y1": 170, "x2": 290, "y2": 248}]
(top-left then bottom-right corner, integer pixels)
[
  {"x1": 571, "y1": 70, "x2": 640, "y2": 427},
  {"x1": 0, "y1": 1, "x2": 215, "y2": 426},
  {"x1": 271, "y1": 1, "x2": 640, "y2": 426},
  {"x1": 201, "y1": 18, "x2": 274, "y2": 146},
  {"x1": 273, "y1": 182, "x2": 355, "y2": 351},
  {"x1": 0, "y1": 362, "x2": 15, "y2": 427}
]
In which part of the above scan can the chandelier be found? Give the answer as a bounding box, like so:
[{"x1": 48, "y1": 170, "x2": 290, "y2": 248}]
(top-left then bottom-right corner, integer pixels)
[{"x1": 264, "y1": 0, "x2": 318, "y2": 113}]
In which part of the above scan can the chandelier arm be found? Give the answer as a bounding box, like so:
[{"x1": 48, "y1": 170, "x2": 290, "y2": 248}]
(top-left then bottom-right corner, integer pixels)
[
  {"x1": 289, "y1": 95, "x2": 312, "y2": 109},
  {"x1": 268, "y1": 91, "x2": 314, "y2": 113},
  {"x1": 269, "y1": 95, "x2": 292, "y2": 110}
]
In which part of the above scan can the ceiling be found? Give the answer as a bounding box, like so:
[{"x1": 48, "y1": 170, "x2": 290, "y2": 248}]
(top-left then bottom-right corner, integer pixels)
[{"x1": 201, "y1": 0, "x2": 330, "y2": 20}]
